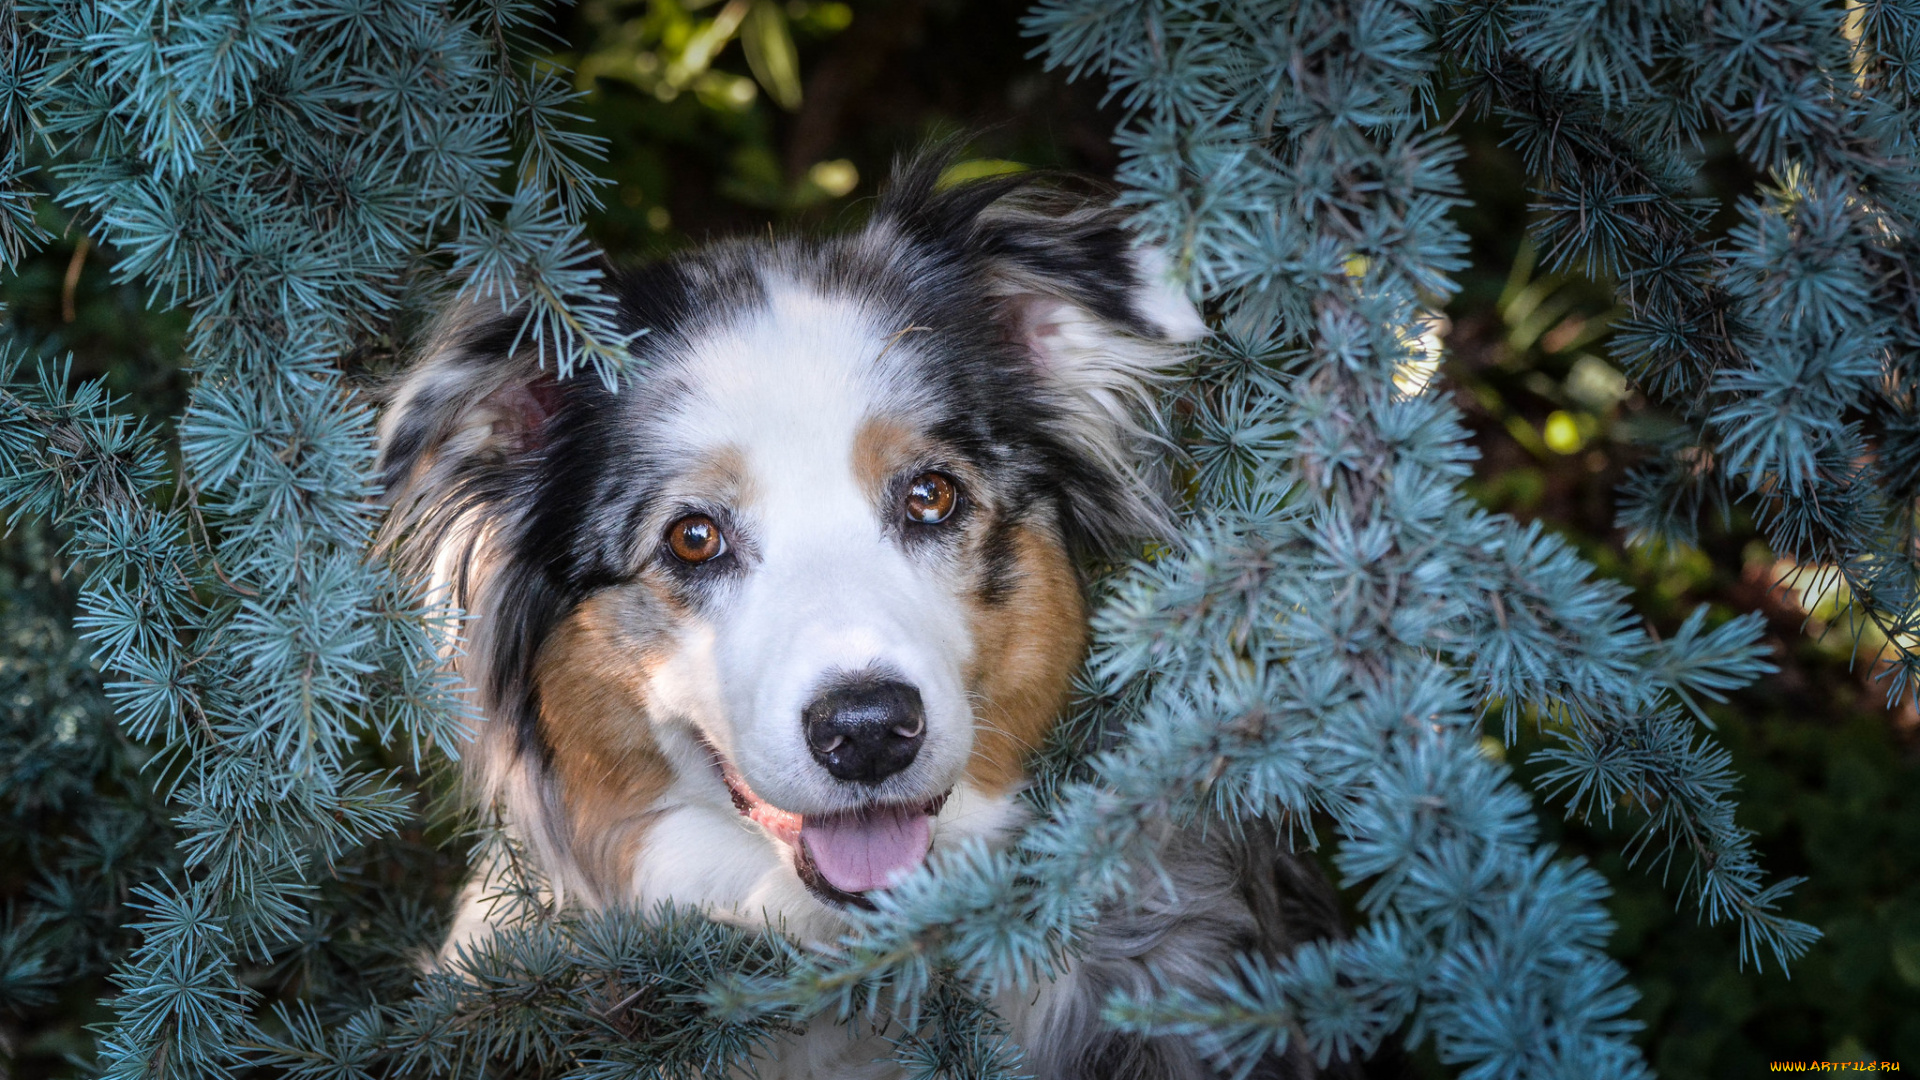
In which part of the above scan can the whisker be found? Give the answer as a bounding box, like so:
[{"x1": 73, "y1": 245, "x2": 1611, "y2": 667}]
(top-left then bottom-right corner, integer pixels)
[{"x1": 965, "y1": 713, "x2": 1044, "y2": 753}]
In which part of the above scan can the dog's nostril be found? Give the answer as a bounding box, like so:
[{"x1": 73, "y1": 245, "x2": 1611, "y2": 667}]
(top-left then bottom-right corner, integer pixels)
[{"x1": 802, "y1": 678, "x2": 926, "y2": 784}]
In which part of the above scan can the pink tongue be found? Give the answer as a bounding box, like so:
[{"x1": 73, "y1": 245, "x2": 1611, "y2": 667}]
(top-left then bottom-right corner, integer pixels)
[{"x1": 801, "y1": 805, "x2": 932, "y2": 894}]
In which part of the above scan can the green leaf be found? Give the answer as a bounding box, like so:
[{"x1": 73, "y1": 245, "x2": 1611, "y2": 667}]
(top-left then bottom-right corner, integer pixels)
[{"x1": 740, "y1": 0, "x2": 802, "y2": 111}]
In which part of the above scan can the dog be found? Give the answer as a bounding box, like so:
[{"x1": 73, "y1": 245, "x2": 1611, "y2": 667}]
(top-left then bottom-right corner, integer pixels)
[{"x1": 376, "y1": 154, "x2": 1384, "y2": 1079}]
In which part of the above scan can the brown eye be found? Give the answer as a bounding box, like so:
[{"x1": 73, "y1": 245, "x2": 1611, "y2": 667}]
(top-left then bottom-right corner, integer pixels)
[
  {"x1": 667, "y1": 515, "x2": 726, "y2": 563},
  {"x1": 905, "y1": 472, "x2": 958, "y2": 525}
]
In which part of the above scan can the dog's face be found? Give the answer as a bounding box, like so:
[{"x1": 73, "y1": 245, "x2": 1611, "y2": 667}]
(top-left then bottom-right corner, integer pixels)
[
  {"x1": 558, "y1": 280, "x2": 1104, "y2": 903},
  {"x1": 379, "y1": 166, "x2": 1203, "y2": 920}
]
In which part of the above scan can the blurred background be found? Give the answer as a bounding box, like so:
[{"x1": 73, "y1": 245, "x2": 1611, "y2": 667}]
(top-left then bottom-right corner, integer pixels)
[{"x1": 1, "y1": 1, "x2": 1915, "y2": 1075}]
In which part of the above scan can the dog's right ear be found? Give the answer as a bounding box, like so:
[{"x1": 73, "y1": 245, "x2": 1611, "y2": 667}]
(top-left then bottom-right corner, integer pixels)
[{"x1": 376, "y1": 311, "x2": 573, "y2": 520}]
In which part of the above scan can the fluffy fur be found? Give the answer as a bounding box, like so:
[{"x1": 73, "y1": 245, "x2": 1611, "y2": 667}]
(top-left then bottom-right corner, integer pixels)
[{"x1": 377, "y1": 155, "x2": 1388, "y2": 1079}]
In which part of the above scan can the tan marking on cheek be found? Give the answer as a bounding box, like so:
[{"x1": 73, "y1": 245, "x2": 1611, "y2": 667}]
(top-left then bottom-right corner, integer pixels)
[
  {"x1": 535, "y1": 587, "x2": 678, "y2": 897},
  {"x1": 964, "y1": 523, "x2": 1087, "y2": 795}
]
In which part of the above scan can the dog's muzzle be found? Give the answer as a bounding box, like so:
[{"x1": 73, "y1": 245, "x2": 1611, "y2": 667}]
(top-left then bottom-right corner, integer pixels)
[{"x1": 701, "y1": 737, "x2": 948, "y2": 909}]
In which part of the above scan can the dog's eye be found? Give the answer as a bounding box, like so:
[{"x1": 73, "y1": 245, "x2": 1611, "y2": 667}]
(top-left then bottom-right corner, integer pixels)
[
  {"x1": 666, "y1": 515, "x2": 726, "y2": 563},
  {"x1": 904, "y1": 473, "x2": 958, "y2": 525}
]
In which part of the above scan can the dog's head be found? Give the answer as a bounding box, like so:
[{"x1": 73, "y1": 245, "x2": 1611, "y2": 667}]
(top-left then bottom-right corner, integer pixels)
[{"x1": 379, "y1": 159, "x2": 1204, "y2": 915}]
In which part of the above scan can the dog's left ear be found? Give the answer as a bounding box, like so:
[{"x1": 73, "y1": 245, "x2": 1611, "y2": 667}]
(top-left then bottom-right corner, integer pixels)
[{"x1": 953, "y1": 184, "x2": 1208, "y2": 548}]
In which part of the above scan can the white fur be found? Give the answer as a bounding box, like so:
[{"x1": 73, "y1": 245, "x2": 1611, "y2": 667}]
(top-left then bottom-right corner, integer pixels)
[
  {"x1": 1128, "y1": 245, "x2": 1210, "y2": 343},
  {"x1": 644, "y1": 279, "x2": 979, "y2": 818}
]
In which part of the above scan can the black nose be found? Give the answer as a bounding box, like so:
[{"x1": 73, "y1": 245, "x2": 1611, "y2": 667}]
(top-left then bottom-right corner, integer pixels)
[{"x1": 802, "y1": 679, "x2": 926, "y2": 784}]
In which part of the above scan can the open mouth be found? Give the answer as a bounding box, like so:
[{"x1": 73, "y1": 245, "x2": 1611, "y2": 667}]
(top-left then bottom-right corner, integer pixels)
[{"x1": 703, "y1": 741, "x2": 948, "y2": 908}]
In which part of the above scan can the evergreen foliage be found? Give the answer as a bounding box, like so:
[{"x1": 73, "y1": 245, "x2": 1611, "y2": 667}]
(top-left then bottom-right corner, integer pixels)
[
  {"x1": 2, "y1": 0, "x2": 628, "y2": 1072},
  {"x1": 2, "y1": 0, "x2": 1912, "y2": 1076},
  {"x1": 1443, "y1": 0, "x2": 1920, "y2": 705}
]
